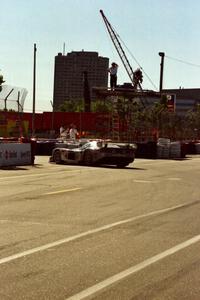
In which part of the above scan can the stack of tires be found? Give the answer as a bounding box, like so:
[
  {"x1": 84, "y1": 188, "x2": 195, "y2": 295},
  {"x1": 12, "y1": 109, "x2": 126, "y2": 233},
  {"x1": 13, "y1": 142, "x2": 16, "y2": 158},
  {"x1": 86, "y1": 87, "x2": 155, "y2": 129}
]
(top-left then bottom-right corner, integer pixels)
[
  {"x1": 170, "y1": 142, "x2": 181, "y2": 159},
  {"x1": 135, "y1": 141, "x2": 157, "y2": 159},
  {"x1": 35, "y1": 140, "x2": 56, "y2": 155},
  {"x1": 157, "y1": 138, "x2": 170, "y2": 159}
]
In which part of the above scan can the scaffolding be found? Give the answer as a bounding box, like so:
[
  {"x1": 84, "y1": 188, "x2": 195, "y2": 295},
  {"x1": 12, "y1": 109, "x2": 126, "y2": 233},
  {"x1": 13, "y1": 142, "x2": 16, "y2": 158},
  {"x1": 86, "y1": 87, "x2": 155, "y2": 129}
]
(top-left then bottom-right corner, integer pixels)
[{"x1": 110, "y1": 95, "x2": 120, "y2": 141}]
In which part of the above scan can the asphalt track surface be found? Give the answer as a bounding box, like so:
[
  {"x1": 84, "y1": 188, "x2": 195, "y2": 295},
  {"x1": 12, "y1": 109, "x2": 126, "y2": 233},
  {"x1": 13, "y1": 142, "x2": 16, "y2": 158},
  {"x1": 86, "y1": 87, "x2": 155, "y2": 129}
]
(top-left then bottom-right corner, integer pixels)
[{"x1": 0, "y1": 155, "x2": 200, "y2": 299}]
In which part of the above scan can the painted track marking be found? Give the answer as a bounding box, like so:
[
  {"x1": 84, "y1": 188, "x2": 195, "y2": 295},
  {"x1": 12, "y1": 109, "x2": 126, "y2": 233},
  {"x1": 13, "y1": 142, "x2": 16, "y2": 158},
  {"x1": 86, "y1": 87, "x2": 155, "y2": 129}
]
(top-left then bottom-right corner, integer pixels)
[
  {"x1": 43, "y1": 188, "x2": 81, "y2": 195},
  {"x1": 65, "y1": 234, "x2": 200, "y2": 300},
  {"x1": 0, "y1": 169, "x2": 92, "y2": 181},
  {"x1": 133, "y1": 180, "x2": 156, "y2": 183},
  {"x1": 167, "y1": 177, "x2": 181, "y2": 181},
  {"x1": 0, "y1": 202, "x2": 195, "y2": 265}
]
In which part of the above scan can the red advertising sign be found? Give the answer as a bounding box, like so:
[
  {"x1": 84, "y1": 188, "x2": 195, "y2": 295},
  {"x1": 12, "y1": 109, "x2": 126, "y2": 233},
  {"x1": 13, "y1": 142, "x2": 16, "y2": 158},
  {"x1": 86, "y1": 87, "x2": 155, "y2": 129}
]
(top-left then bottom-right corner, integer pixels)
[{"x1": 167, "y1": 94, "x2": 176, "y2": 112}]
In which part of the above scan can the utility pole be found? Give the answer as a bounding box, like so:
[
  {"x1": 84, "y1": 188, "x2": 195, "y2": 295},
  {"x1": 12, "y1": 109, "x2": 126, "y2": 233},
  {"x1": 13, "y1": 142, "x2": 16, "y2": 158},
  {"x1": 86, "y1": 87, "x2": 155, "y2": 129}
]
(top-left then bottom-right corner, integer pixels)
[
  {"x1": 159, "y1": 52, "x2": 165, "y2": 92},
  {"x1": 63, "y1": 42, "x2": 66, "y2": 55},
  {"x1": 32, "y1": 43, "x2": 37, "y2": 137},
  {"x1": 50, "y1": 100, "x2": 54, "y2": 130},
  {"x1": 83, "y1": 71, "x2": 91, "y2": 112}
]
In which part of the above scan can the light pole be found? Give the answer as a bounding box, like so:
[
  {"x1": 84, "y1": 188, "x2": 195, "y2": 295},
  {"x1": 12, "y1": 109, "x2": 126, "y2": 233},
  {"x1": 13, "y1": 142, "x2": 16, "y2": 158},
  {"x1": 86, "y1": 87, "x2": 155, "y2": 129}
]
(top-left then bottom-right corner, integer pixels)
[
  {"x1": 50, "y1": 100, "x2": 54, "y2": 131},
  {"x1": 32, "y1": 43, "x2": 37, "y2": 137},
  {"x1": 159, "y1": 52, "x2": 165, "y2": 92}
]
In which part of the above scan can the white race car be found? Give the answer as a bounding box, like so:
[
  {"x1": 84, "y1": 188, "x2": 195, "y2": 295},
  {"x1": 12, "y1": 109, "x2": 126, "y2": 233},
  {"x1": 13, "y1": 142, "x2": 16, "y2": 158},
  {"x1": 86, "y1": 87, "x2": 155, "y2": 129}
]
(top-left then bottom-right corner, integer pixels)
[{"x1": 50, "y1": 140, "x2": 136, "y2": 168}]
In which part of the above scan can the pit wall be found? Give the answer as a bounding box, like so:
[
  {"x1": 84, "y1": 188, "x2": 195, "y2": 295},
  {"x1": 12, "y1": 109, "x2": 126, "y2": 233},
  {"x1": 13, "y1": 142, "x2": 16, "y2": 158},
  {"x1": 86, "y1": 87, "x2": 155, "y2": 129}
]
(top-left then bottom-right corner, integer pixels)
[{"x1": 0, "y1": 143, "x2": 32, "y2": 167}]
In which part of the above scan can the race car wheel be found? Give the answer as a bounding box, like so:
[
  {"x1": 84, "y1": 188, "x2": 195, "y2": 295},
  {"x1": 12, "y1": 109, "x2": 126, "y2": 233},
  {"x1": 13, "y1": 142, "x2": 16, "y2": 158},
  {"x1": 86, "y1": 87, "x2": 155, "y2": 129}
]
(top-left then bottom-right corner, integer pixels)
[
  {"x1": 53, "y1": 150, "x2": 62, "y2": 164},
  {"x1": 116, "y1": 163, "x2": 128, "y2": 168},
  {"x1": 84, "y1": 150, "x2": 93, "y2": 166}
]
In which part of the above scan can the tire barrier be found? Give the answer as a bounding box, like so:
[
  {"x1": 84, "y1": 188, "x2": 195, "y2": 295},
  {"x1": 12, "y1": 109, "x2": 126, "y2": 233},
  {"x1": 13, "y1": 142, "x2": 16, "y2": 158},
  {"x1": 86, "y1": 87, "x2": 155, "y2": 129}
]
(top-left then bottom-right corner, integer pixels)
[
  {"x1": 195, "y1": 143, "x2": 200, "y2": 154},
  {"x1": 157, "y1": 138, "x2": 170, "y2": 159},
  {"x1": 35, "y1": 140, "x2": 57, "y2": 155},
  {"x1": 170, "y1": 142, "x2": 181, "y2": 159},
  {"x1": 135, "y1": 139, "x2": 184, "y2": 159},
  {"x1": 182, "y1": 142, "x2": 200, "y2": 155},
  {"x1": 135, "y1": 142, "x2": 157, "y2": 159},
  {"x1": 35, "y1": 138, "x2": 199, "y2": 159}
]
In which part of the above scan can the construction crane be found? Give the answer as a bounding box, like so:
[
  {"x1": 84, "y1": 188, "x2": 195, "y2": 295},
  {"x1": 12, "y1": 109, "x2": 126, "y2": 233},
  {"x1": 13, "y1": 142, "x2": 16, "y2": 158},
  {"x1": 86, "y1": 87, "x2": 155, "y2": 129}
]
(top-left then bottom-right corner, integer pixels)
[{"x1": 100, "y1": 9, "x2": 143, "y2": 91}]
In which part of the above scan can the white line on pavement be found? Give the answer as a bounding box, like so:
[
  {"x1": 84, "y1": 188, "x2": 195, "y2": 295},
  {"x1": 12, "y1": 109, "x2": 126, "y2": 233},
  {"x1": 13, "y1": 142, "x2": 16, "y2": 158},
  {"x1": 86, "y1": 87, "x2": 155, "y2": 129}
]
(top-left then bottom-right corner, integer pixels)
[
  {"x1": 43, "y1": 188, "x2": 81, "y2": 195},
  {"x1": 0, "y1": 202, "x2": 193, "y2": 266},
  {"x1": 133, "y1": 180, "x2": 156, "y2": 183},
  {"x1": 133, "y1": 178, "x2": 182, "y2": 183},
  {"x1": 0, "y1": 170, "x2": 86, "y2": 181},
  {"x1": 65, "y1": 234, "x2": 200, "y2": 300}
]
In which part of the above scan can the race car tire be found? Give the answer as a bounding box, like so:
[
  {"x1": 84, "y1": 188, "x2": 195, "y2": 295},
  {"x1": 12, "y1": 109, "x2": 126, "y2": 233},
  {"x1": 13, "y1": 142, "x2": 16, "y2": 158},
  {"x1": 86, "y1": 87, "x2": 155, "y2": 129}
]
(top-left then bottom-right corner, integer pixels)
[
  {"x1": 116, "y1": 163, "x2": 129, "y2": 168},
  {"x1": 84, "y1": 150, "x2": 93, "y2": 166},
  {"x1": 53, "y1": 150, "x2": 62, "y2": 164}
]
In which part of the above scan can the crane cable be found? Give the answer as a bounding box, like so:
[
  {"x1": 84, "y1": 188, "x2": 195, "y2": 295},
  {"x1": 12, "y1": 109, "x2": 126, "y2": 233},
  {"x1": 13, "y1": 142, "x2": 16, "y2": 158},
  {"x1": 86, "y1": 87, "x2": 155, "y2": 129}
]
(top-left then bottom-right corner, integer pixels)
[
  {"x1": 110, "y1": 24, "x2": 159, "y2": 91},
  {"x1": 165, "y1": 55, "x2": 200, "y2": 68},
  {"x1": 122, "y1": 40, "x2": 159, "y2": 91}
]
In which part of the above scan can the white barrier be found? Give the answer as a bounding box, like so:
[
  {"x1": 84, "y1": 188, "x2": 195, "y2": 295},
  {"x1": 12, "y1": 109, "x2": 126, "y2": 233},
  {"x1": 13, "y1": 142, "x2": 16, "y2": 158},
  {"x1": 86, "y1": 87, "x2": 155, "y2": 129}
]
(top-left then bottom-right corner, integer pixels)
[
  {"x1": 170, "y1": 142, "x2": 181, "y2": 158},
  {"x1": 157, "y1": 138, "x2": 181, "y2": 159},
  {"x1": 157, "y1": 138, "x2": 170, "y2": 158},
  {"x1": 0, "y1": 143, "x2": 31, "y2": 167}
]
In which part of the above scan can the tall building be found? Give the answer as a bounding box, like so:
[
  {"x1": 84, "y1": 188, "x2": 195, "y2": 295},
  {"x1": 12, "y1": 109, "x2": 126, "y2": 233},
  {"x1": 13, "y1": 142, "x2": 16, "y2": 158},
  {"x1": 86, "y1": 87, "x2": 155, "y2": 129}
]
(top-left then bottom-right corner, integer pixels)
[{"x1": 53, "y1": 51, "x2": 109, "y2": 110}]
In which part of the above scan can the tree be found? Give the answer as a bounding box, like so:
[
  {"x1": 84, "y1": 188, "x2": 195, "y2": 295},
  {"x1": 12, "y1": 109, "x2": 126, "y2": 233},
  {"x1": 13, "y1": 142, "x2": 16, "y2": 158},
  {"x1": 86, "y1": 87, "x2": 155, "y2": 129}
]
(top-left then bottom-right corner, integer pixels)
[
  {"x1": 0, "y1": 75, "x2": 5, "y2": 92},
  {"x1": 91, "y1": 100, "x2": 111, "y2": 112},
  {"x1": 185, "y1": 104, "x2": 200, "y2": 139},
  {"x1": 58, "y1": 99, "x2": 84, "y2": 112}
]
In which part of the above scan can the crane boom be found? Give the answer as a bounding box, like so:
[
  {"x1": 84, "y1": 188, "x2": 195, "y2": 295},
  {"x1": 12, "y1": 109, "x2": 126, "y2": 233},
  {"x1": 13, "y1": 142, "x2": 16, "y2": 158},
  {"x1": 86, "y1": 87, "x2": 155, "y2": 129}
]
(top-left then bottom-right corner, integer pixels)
[
  {"x1": 100, "y1": 9, "x2": 146, "y2": 107},
  {"x1": 100, "y1": 10, "x2": 135, "y2": 85}
]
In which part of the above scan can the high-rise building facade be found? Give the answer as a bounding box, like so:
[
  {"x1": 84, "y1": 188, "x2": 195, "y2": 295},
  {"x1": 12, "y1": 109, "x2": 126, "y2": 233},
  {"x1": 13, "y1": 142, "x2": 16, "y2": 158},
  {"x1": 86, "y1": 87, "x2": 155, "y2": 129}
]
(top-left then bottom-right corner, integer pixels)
[{"x1": 53, "y1": 51, "x2": 109, "y2": 110}]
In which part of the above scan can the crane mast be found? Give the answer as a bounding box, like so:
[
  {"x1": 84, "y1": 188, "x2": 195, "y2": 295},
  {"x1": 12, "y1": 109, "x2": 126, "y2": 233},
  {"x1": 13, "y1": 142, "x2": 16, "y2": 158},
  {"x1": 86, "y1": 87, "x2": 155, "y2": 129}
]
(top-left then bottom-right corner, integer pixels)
[{"x1": 100, "y1": 9, "x2": 142, "y2": 90}]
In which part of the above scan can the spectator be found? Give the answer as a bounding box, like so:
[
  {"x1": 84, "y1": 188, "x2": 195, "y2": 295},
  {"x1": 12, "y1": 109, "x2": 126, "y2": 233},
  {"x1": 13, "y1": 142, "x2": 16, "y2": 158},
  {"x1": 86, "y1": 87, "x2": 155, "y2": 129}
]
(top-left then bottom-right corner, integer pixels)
[
  {"x1": 69, "y1": 124, "x2": 78, "y2": 140},
  {"x1": 60, "y1": 125, "x2": 69, "y2": 139}
]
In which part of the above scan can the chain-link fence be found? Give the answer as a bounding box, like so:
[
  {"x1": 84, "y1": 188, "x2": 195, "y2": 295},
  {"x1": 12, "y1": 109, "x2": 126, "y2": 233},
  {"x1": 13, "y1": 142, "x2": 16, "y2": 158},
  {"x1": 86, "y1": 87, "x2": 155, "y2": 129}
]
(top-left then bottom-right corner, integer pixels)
[
  {"x1": 0, "y1": 85, "x2": 28, "y2": 137},
  {"x1": 0, "y1": 85, "x2": 28, "y2": 112}
]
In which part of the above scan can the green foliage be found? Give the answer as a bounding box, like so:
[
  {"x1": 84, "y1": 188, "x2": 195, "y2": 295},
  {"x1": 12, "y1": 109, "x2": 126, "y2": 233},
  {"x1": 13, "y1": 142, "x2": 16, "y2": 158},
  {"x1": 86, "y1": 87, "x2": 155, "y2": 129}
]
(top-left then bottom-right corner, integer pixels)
[
  {"x1": 57, "y1": 97, "x2": 200, "y2": 140},
  {"x1": 160, "y1": 94, "x2": 168, "y2": 107},
  {"x1": 58, "y1": 99, "x2": 112, "y2": 113},
  {"x1": 91, "y1": 100, "x2": 112, "y2": 112},
  {"x1": 0, "y1": 74, "x2": 5, "y2": 92},
  {"x1": 58, "y1": 99, "x2": 84, "y2": 112},
  {"x1": 185, "y1": 104, "x2": 200, "y2": 136}
]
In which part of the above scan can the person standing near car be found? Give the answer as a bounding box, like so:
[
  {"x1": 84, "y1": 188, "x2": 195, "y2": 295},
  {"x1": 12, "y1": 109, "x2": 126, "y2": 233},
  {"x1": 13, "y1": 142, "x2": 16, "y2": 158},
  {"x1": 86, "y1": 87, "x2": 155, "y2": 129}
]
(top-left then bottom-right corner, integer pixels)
[
  {"x1": 60, "y1": 125, "x2": 65, "y2": 137},
  {"x1": 60, "y1": 125, "x2": 69, "y2": 139},
  {"x1": 69, "y1": 124, "x2": 78, "y2": 140}
]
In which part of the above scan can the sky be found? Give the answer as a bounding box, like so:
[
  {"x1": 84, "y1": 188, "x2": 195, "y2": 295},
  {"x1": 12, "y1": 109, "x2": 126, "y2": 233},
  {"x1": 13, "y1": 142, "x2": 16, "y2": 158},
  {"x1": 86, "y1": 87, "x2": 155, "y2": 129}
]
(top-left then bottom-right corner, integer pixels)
[{"x1": 1, "y1": 0, "x2": 200, "y2": 112}]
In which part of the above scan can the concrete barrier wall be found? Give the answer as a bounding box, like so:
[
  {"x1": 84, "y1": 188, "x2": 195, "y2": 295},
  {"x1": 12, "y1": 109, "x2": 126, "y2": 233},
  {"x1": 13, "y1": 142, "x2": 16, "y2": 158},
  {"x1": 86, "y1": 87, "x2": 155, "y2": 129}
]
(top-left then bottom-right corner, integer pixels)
[{"x1": 0, "y1": 143, "x2": 31, "y2": 167}]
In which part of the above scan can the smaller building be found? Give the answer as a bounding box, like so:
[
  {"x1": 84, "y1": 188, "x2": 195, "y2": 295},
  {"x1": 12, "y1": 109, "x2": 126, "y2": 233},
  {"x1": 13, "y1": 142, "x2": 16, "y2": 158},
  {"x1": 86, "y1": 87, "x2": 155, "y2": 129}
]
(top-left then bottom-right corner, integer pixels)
[{"x1": 163, "y1": 88, "x2": 200, "y2": 115}]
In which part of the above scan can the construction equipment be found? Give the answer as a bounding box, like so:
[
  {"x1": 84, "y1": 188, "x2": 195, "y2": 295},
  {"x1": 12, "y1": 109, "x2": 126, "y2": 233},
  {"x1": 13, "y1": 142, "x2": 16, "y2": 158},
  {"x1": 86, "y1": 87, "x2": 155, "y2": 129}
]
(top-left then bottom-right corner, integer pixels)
[
  {"x1": 99, "y1": 9, "x2": 147, "y2": 140},
  {"x1": 100, "y1": 9, "x2": 143, "y2": 91},
  {"x1": 111, "y1": 96, "x2": 120, "y2": 141}
]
